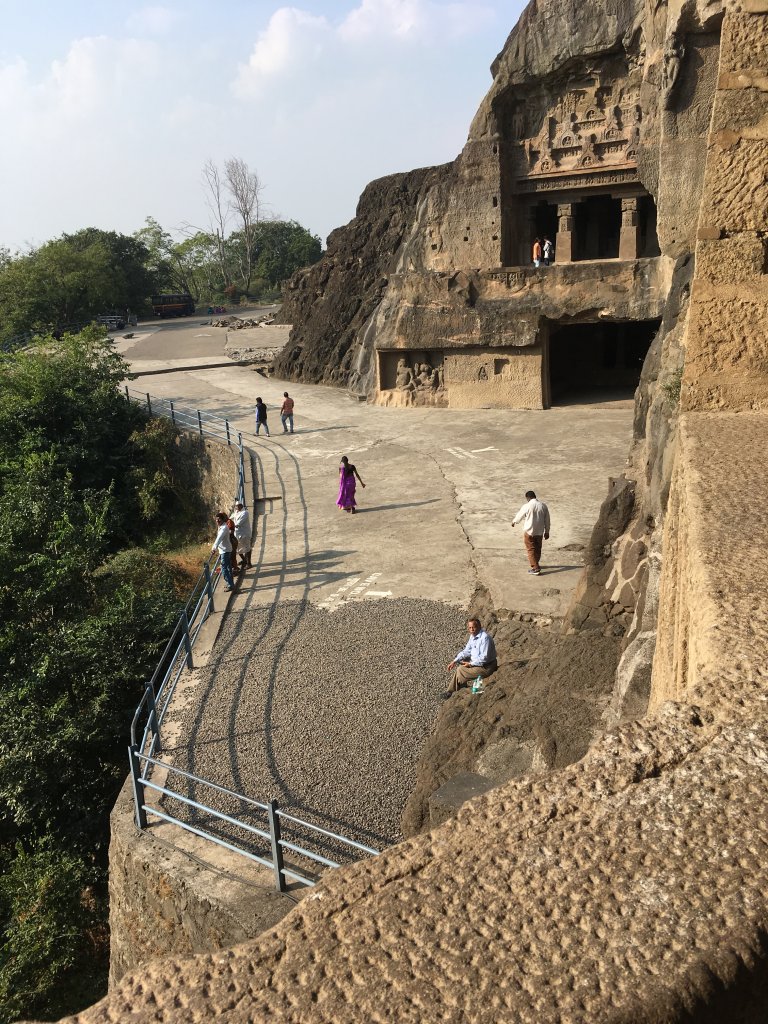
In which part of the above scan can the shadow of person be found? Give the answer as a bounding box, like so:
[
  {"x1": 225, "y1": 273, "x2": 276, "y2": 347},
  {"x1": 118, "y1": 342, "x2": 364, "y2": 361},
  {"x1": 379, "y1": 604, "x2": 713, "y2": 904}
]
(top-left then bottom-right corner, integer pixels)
[{"x1": 353, "y1": 499, "x2": 440, "y2": 514}]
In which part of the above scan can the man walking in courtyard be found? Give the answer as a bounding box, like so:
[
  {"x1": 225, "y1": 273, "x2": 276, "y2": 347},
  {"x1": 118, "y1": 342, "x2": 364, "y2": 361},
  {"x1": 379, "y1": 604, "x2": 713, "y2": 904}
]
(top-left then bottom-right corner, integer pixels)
[
  {"x1": 445, "y1": 617, "x2": 498, "y2": 696},
  {"x1": 280, "y1": 392, "x2": 295, "y2": 434},
  {"x1": 255, "y1": 397, "x2": 270, "y2": 436},
  {"x1": 512, "y1": 489, "x2": 551, "y2": 575}
]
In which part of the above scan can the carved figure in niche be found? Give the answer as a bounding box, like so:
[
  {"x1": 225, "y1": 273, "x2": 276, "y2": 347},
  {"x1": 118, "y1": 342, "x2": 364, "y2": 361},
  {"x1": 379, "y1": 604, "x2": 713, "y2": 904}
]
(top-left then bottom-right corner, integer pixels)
[
  {"x1": 662, "y1": 40, "x2": 684, "y2": 108},
  {"x1": 477, "y1": 365, "x2": 489, "y2": 381},
  {"x1": 512, "y1": 109, "x2": 526, "y2": 140},
  {"x1": 602, "y1": 105, "x2": 621, "y2": 140},
  {"x1": 579, "y1": 133, "x2": 598, "y2": 167},
  {"x1": 626, "y1": 124, "x2": 640, "y2": 159},
  {"x1": 395, "y1": 357, "x2": 416, "y2": 392}
]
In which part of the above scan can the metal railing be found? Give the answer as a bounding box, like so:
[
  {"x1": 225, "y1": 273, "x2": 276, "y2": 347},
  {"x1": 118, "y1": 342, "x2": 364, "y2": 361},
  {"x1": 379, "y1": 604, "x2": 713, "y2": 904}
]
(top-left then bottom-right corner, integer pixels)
[
  {"x1": 125, "y1": 386, "x2": 248, "y2": 502},
  {"x1": 124, "y1": 388, "x2": 378, "y2": 890}
]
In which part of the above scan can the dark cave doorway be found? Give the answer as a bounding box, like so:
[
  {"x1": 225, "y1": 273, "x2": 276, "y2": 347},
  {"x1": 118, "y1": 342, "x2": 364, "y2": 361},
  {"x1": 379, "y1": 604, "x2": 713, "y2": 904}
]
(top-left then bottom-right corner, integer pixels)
[{"x1": 546, "y1": 319, "x2": 661, "y2": 406}]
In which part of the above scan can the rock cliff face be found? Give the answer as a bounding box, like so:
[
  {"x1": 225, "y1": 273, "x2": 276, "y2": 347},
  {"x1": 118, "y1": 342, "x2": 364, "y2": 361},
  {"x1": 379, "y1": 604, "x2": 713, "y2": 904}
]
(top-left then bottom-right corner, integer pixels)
[
  {"x1": 53, "y1": 1, "x2": 768, "y2": 1020},
  {"x1": 277, "y1": 0, "x2": 724, "y2": 722}
]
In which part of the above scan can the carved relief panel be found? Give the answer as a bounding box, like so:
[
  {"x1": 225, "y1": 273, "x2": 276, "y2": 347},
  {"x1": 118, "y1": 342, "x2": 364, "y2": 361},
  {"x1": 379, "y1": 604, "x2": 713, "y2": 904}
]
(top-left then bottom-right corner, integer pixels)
[{"x1": 506, "y1": 71, "x2": 643, "y2": 182}]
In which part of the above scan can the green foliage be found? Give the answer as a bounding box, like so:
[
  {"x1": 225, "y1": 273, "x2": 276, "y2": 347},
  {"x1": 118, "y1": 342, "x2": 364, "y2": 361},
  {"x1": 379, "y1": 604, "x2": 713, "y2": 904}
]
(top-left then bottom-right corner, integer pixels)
[
  {"x1": 0, "y1": 229, "x2": 158, "y2": 341},
  {"x1": 0, "y1": 331, "x2": 208, "y2": 1019},
  {"x1": 251, "y1": 220, "x2": 323, "y2": 287},
  {"x1": 0, "y1": 842, "x2": 107, "y2": 1024}
]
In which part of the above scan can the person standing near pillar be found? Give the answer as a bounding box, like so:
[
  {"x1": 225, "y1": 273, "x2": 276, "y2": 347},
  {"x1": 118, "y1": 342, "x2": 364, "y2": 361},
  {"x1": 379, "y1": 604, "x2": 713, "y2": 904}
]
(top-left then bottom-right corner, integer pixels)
[
  {"x1": 532, "y1": 237, "x2": 543, "y2": 268},
  {"x1": 512, "y1": 490, "x2": 551, "y2": 575},
  {"x1": 543, "y1": 237, "x2": 554, "y2": 265}
]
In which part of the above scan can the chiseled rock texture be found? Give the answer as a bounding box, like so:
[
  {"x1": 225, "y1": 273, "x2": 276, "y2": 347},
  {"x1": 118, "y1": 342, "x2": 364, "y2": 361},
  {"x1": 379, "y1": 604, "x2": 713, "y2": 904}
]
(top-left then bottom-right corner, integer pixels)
[{"x1": 52, "y1": 1, "x2": 768, "y2": 1021}]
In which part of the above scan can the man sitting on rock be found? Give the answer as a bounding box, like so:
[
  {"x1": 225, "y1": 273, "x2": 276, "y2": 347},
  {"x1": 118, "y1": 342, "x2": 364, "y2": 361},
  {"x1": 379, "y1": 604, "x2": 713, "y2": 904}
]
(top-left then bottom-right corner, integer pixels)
[{"x1": 445, "y1": 618, "x2": 498, "y2": 696}]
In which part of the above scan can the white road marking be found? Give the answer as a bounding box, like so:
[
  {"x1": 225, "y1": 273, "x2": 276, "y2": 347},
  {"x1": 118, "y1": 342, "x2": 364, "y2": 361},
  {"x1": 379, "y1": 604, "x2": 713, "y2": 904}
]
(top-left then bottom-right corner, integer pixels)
[
  {"x1": 445, "y1": 447, "x2": 479, "y2": 460},
  {"x1": 317, "y1": 572, "x2": 383, "y2": 611},
  {"x1": 470, "y1": 446, "x2": 499, "y2": 453},
  {"x1": 365, "y1": 590, "x2": 392, "y2": 598}
]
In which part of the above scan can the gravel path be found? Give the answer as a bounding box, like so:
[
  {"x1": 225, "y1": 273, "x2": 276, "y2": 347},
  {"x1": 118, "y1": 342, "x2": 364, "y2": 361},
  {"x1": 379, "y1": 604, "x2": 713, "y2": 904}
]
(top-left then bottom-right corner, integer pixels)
[{"x1": 166, "y1": 597, "x2": 466, "y2": 871}]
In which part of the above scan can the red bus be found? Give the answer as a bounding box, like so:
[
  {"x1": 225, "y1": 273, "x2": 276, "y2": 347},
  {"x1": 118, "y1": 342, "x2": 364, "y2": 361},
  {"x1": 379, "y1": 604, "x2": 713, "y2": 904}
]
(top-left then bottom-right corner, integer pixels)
[{"x1": 151, "y1": 294, "x2": 195, "y2": 317}]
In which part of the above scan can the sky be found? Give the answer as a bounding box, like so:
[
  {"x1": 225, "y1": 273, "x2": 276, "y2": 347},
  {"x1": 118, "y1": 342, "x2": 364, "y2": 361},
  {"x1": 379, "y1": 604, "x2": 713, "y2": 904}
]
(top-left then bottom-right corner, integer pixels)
[{"x1": 0, "y1": 0, "x2": 525, "y2": 251}]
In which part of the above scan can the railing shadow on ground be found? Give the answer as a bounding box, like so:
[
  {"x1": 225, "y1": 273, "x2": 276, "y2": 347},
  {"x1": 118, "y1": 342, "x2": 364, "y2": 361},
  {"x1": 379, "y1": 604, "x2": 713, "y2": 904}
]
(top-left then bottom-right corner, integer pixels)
[{"x1": 125, "y1": 388, "x2": 380, "y2": 892}]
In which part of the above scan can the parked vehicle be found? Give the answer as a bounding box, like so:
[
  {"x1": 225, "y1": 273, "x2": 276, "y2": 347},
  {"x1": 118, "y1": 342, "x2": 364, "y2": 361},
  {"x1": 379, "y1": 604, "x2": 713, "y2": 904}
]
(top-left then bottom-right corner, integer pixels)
[
  {"x1": 96, "y1": 314, "x2": 126, "y2": 331},
  {"x1": 151, "y1": 293, "x2": 195, "y2": 318}
]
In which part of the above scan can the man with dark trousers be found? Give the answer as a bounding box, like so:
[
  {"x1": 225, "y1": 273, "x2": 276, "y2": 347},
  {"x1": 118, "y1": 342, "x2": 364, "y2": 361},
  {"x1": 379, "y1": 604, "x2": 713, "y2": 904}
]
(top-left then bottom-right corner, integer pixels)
[{"x1": 512, "y1": 490, "x2": 551, "y2": 575}]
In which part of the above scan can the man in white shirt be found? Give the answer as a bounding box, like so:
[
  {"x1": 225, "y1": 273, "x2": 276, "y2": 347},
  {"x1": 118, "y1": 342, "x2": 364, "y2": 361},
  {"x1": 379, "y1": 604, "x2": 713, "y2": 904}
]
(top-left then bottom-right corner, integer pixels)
[
  {"x1": 211, "y1": 512, "x2": 234, "y2": 592},
  {"x1": 512, "y1": 489, "x2": 551, "y2": 576},
  {"x1": 231, "y1": 501, "x2": 253, "y2": 570},
  {"x1": 445, "y1": 618, "x2": 498, "y2": 695}
]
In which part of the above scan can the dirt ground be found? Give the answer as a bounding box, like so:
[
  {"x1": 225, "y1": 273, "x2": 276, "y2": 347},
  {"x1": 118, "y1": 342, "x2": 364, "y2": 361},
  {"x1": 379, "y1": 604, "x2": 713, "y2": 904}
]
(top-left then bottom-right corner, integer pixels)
[{"x1": 402, "y1": 612, "x2": 619, "y2": 836}]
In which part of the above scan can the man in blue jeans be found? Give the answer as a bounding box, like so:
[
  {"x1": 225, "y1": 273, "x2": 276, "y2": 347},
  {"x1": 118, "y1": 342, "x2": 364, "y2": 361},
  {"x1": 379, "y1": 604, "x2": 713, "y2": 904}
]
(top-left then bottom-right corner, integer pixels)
[
  {"x1": 211, "y1": 512, "x2": 234, "y2": 592},
  {"x1": 255, "y1": 397, "x2": 270, "y2": 436},
  {"x1": 280, "y1": 392, "x2": 295, "y2": 434}
]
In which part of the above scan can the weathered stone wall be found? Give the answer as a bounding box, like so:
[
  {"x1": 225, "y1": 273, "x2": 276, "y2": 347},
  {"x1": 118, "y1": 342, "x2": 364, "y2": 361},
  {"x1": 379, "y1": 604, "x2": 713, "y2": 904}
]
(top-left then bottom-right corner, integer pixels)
[{"x1": 108, "y1": 785, "x2": 294, "y2": 987}]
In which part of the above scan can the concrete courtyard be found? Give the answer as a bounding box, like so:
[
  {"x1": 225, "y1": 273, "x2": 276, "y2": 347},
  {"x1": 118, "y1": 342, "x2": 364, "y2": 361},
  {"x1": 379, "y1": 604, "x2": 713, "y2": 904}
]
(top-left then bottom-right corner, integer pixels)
[{"x1": 119, "y1": 316, "x2": 634, "y2": 622}]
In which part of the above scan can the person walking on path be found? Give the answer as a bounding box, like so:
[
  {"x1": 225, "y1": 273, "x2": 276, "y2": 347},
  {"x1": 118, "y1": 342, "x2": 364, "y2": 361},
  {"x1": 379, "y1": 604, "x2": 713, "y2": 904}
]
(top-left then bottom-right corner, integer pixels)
[
  {"x1": 231, "y1": 501, "x2": 253, "y2": 570},
  {"x1": 512, "y1": 489, "x2": 551, "y2": 575},
  {"x1": 532, "y1": 237, "x2": 543, "y2": 268},
  {"x1": 336, "y1": 455, "x2": 365, "y2": 513},
  {"x1": 445, "y1": 618, "x2": 498, "y2": 695},
  {"x1": 280, "y1": 392, "x2": 295, "y2": 434},
  {"x1": 255, "y1": 397, "x2": 270, "y2": 437},
  {"x1": 211, "y1": 512, "x2": 235, "y2": 592}
]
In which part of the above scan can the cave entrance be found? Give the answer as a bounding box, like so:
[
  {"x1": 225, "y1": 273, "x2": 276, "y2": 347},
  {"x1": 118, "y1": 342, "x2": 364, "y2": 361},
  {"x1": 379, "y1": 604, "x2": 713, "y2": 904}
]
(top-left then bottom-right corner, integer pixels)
[
  {"x1": 573, "y1": 195, "x2": 622, "y2": 261},
  {"x1": 545, "y1": 319, "x2": 661, "y2": 406}
]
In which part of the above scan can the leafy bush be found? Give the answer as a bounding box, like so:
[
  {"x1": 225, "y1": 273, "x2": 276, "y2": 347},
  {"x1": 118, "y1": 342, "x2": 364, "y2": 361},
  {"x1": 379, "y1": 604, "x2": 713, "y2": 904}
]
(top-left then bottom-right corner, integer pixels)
[{"x1": 0, "y1": 330, "x2": 210, "y2": 1019}]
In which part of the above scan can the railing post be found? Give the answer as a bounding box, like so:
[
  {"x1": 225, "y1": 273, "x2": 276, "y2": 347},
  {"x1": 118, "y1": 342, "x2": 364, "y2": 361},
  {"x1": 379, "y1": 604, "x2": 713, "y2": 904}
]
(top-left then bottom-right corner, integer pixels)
[
  {"x1": 146, "y1": 392, "x2": 152, "y2": 415},
  {"x1": 145, "y1": 683, "x2": 162, "y2": 755},
  {"x1": 226, "y1": 419, "x2": 231, "y2": 445},
  {"x1": 181, "y1": 609, "x2": 194, "y2": 669},
  {"x1": 197, "y1": 409, "x2": 203, "y2": 436},
  {"x1": 170, "y1": 400, "x2": 175, "y2": 426},
  {"x1": 268, "y1": 800, "x2": 287, "y2": 893},
  {"x1": 125, "y1": 384, "x2": 129, "y2": 401},
  {"x1": 204, "y1": 561, "x2": 215, "y2": 614},
  {"x1": 128, "y1": 745, "x2": 148, "y2": 829}
]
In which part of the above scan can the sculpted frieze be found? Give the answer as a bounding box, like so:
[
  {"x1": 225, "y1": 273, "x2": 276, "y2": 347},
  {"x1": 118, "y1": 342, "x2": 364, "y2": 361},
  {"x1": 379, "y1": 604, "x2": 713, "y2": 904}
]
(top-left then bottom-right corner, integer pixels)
[{"x1": 507, "y1": 75, "x2": 643, "y2": 181}]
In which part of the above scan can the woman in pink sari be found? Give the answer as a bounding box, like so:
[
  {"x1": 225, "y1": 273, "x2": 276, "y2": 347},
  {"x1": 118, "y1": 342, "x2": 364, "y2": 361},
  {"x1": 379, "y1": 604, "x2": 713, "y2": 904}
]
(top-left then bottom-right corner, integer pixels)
[{"x1": 337, "y1": 455, "x2": 365, "y2": 513}]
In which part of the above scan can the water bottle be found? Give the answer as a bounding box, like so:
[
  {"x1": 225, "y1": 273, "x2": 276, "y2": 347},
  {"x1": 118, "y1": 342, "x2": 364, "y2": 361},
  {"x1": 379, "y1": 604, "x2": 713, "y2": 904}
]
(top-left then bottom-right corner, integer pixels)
[{"x1": 472, "y1": 675, "x2": 483, "y2": 694}]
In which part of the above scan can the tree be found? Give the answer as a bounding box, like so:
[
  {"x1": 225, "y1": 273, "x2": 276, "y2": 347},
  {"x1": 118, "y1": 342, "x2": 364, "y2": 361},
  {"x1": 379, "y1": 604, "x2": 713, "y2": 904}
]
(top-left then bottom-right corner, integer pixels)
[
  {"x1": 0, "y1": 328, "x2": 207, "y2": 1021},
  {"x1": 251, "y1": 220, "x2": 323, "y2": 286},
  {"x1": 0, "y1": 229, "x2": 158, "y2": 340},
  {"x1": 202, "y1": 159, "x2": 231, "y2": 289},
  {"x1": 224, "y1": 157, "x2": 264, "y2": 294}
]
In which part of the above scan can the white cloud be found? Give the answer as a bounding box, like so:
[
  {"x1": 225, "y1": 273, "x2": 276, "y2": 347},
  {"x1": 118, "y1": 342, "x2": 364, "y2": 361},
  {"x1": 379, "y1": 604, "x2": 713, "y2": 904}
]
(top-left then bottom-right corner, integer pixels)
[
  {"x1": 233, "y1": 1, "x2": 495, "y2": 97},
  {"x1": 126, "y1": 6, "x2": 180, "y2": 35},
  {"x1": 339, "y1": 0, "x2": 494, "y2": 41},
  {"x1": 232, "y1": 8, "x2": 330, "y2": 98}
]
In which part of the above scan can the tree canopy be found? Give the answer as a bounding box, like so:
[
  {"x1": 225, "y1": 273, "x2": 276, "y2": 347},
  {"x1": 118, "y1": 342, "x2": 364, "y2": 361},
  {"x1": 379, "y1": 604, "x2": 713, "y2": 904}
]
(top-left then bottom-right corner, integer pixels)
[
  {"x1": 0, "y1": 329, "x2": 206, "y2": 1022},
  {"x1": 0, "y1": 229, "x2": 157, "y2": 341}
]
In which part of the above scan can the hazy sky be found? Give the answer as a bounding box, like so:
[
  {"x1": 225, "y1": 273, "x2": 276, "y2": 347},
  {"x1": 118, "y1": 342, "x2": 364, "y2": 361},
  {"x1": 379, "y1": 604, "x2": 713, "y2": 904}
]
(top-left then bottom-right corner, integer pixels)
[{"x1": 0, "y1": 1, "x2": 524, "y2": 251}]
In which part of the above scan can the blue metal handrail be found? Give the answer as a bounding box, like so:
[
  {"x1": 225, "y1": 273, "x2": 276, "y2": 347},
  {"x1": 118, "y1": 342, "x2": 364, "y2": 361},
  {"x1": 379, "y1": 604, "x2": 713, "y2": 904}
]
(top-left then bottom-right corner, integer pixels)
[{"x1": 125, "y1": 387, "x2": 378, "y2": 892}]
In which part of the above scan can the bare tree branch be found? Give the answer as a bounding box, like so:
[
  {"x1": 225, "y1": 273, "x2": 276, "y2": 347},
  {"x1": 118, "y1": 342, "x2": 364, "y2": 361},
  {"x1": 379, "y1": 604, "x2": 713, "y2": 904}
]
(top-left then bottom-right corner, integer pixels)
[
  {"x1": 224, "y1": 157, "x2": 264, "y2": 294},
  {"x1": 202, "y1": 159, "x2": 230, "y2": 288}
]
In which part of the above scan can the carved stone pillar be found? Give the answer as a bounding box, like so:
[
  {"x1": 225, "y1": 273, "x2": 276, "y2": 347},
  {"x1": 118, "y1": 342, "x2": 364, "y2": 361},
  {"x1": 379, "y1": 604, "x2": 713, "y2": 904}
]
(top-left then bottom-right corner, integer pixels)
[
  {"x1": 619, "y1": 196, "x2": 640, "y2": 260},
  {"x1": 556, "y1": 203, "x2": 574, "y2": 263}
]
